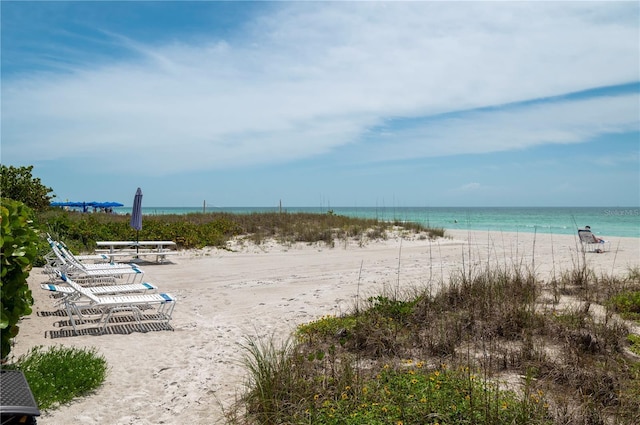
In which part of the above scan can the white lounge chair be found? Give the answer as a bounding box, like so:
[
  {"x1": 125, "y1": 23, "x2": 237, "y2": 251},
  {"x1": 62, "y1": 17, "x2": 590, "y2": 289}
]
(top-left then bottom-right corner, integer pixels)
[
  {"x1": 41, "y1": 281, "x2": 158, "y2": 312},
  {"x1": 47, "y1": 237, "x2": 138, "y2": 270},
  {"x1": 58, "y1": 273, "x2": 176, "y2": 334},
  {"x1": 55, "y1": 239, "x2": 122, "y2": 264},
  {"x1": 41, "y1": 281, "x2": 157, "y2": 296},
  {"x1": 45, "y1": 240, "x2": 145, "y2": 283},
  {"x1": 578, "y1": 229, "x2": 611, "y2": 253}
]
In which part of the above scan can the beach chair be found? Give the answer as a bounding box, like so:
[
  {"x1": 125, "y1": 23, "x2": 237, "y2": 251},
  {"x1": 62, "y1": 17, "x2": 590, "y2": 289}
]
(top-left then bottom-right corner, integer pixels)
[
  {"x1": 578, "y1": 229, "x2": 611, "y2": 253},
  {"x1": 55, "y1": 239, "x2": 119, "y2": 264},
  {"x1": 47, "y1": 236, "x2": 137, "y2": 270},
  {"x1": 41, "y1": 281, "x2": 158, "y2": 296},
  {"x1": 58, "y1": 246, "x2": 137, "y2": 271},
  {"x1": 41, "y1": 280, "x2": 158, "y2": 312},
  {"x1": 45, "y1": 240, "x2": 145, "y2": 283},
  {"x1": 43, "y1": 236, "x2": 102, "y2": 271},
  {"x1": 57, "y1": 273, "x2": 176, "y2": 335}
]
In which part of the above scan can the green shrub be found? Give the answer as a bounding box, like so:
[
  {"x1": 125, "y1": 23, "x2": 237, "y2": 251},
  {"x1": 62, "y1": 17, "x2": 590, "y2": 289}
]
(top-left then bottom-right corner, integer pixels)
[
  {"x1": 0, "y1": 165, "x2": 53, "y2": 212},
  {"x1": 308, "y1": 364, "x2": 552, "y2": 425},
  {"x1": 236, "y1": 337, "x2": 553, "y2": 425},
  {"x1": 14, "y1": 345, "x2": 108, "y2": 410},
  {"x1": 367, "y1": 295, "x2": 419, "y2": 324},
  {"x1": 608, "y1": 291, "x2": 640, "y2": 320},
  {"x1": 1, "y1": 198, "x2": 38, "y2": 360},
  {"x1": 297, "y1": 315, "x2": 358, "y2": 342},
  {"x1": 628, "y1": 334, "x2": 640, "y2": 356}
]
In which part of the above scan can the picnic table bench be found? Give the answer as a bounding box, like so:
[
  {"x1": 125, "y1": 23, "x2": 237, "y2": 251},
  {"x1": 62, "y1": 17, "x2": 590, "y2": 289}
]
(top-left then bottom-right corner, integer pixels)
[{"x1": 95, "y1": 241, "x2": 178, "y2": 263}]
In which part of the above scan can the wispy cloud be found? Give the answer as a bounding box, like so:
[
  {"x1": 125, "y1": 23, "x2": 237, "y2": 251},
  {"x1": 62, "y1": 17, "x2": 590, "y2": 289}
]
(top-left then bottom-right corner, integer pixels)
[
  {"x1": 2, "y1": 2, "x2": 638, "y2": 176},
  {"x1": 590, "y1": 150, "x2": 640, "y2": 167},
  {"x1": 458, "y1": 182, "x2": 482, "y2": 192},
  {"x1": 361, "y1": 93, "x2": 639, "y2": 162}
]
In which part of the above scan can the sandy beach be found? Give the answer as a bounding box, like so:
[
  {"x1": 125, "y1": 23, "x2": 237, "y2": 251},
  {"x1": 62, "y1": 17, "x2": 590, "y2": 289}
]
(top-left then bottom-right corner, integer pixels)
[{"x1": 11, "y1": 229, "x2": 640, "y2": 425}]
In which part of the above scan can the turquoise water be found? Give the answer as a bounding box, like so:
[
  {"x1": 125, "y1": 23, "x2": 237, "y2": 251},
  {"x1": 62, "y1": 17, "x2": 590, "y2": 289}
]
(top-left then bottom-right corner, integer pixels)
[{"x1": 110, "y1": 206, "x2": 640, "y2": 238}]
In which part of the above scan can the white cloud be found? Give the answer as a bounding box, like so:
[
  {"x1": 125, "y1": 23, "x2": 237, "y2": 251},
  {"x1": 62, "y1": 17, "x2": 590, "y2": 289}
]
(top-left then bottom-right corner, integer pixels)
[
  {"x1": 2, "y1": 2, "x2": 638, "y2": 175},
  {"x1": 361, "y1": 93, "x2": 639, "y2": 162},
  {"x1": 590, "y1": 150, "x2": 640, "y2": 167},
  {"x1": 458, "y1": 182, "x2": 482, "y2": 192}
]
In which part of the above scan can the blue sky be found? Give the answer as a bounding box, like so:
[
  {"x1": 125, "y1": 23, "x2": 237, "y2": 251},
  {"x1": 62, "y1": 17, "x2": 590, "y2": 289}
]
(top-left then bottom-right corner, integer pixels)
[{"x1": 2, "y1": 1, "x2": 639, "y2": 208}]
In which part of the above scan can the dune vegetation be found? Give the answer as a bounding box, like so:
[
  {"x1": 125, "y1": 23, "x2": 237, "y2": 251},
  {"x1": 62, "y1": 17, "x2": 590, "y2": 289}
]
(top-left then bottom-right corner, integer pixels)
[
  {"x1": 224, "y1": 244, "x2": 640, "y2": 424},
  {"x1": 37, "y1": 209, "x2": 442, "y2": 262}
]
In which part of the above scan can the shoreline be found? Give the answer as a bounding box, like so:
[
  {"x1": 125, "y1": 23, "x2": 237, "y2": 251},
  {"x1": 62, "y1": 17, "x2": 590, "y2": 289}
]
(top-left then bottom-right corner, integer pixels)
[
  {"x1": 110, "y1": 206, "x2": 640, "y2": 239},
  {"x1": 12, "y1": 229, "x2": 640, "y2": 424}
]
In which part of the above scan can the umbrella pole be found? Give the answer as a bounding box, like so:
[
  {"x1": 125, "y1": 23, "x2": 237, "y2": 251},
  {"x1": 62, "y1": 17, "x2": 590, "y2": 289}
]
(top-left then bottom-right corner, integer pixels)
[{"x1": 136, "y1": 230, "x2": 139, "y2": 255}]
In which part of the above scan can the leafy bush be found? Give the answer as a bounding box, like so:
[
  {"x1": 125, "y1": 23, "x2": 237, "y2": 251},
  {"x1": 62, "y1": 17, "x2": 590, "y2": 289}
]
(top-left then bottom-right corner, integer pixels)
[
  {"x1": 0, "y1": 165, "x2": 53, "y2": 211},
  {"x1": 307, "y1": 364, "x2": 551, "y2": 425},
  {"x1": 13, "y1": 345, "x2": 108, "y2": 410},
  {"x1": 608, "y1": 291, "x2": 640, "y2": 321},
  {"x1": 297, "y1": 315, "x2": 358, "y2": 342},
  {"x1": 1, "y1": 198, "x2": 38, "y2": 360},
  {"x1": 367, "y1": 295, "x2": 419, "y2": 324},
  {"x1": 628, "y1": 334, "x2": 640, "y2": 356},
  {"x1": 236, "y1": 340, "x2": 553, "y2": 425}
]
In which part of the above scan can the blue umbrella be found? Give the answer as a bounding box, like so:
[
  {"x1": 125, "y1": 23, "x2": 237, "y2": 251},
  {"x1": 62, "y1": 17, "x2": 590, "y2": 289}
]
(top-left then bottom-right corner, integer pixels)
[
  {"x1": 92, "y1": 201, "x2": 124, "y2": 208},
  {"x1": 50, "y1": 201, "x2": 84, "y2": 207},
  {"x1": 130, "y1": 188, "x2": 143, "y2": 254},
  {"x1": 50, "y1": 201, "x2": 123, "y2": 208}
]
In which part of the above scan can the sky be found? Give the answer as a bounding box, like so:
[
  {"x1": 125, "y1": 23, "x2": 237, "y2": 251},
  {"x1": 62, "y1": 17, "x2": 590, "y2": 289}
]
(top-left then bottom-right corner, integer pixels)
[{"x1": 1, "y1": 1, "x2": 639, "y2": 208}]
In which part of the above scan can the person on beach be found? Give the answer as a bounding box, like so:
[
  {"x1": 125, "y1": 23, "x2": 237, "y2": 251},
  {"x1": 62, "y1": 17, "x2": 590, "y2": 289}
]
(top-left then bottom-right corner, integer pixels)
[{"x1": 585, "y1": 225, "x2": 604, "y2": 243}]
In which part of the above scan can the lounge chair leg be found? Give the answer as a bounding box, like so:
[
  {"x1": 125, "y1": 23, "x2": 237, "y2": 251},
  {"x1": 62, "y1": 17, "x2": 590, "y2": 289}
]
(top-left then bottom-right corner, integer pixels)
[{"x1": 65, "y1": 303, "x2": 79, "y2": 335}]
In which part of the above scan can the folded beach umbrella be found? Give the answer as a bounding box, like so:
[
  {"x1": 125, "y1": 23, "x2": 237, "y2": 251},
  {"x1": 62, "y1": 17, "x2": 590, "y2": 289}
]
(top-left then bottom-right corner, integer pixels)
[{"x1": 130, "y1": 188, "x2": 143, "y2": 254}]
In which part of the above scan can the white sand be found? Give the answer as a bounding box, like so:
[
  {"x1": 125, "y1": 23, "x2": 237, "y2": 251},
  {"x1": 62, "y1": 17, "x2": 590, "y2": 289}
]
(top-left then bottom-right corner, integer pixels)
[{"x1": 11, "y1": 229, "x2": 640, "y2": 424}]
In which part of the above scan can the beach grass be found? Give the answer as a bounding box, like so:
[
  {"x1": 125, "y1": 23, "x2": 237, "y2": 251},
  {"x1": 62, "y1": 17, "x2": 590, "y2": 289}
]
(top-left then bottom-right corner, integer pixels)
[
  {"x1": 229, "y1": 251, "x2": 640, "y2": 424},
  {"x1": 6, "y1": 345, "x2": 107, "y2": 411},
  {"x1": 37, "y1": 209, "x2": 443, "y2": 259}
]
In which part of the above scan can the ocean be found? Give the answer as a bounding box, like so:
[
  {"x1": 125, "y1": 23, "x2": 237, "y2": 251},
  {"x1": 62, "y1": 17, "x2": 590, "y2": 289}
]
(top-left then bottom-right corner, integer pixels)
[{"x1": 109, "y1": 206, "x2": 640, "y2": 239}]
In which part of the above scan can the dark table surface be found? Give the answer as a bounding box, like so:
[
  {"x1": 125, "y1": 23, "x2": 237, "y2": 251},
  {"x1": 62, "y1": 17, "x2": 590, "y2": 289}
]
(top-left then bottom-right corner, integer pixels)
[{"x1": 0, "y1": 369, "x2": 41, "y2": 417}]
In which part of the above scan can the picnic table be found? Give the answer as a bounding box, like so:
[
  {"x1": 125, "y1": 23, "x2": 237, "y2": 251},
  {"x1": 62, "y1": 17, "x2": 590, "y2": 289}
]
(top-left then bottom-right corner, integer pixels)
[
  {"x1": 95, "y1": 241, "x2": 178, "y2": 263},
  {"x1": 0, "y1": 370, "x2": 40, "y2": 424}
]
